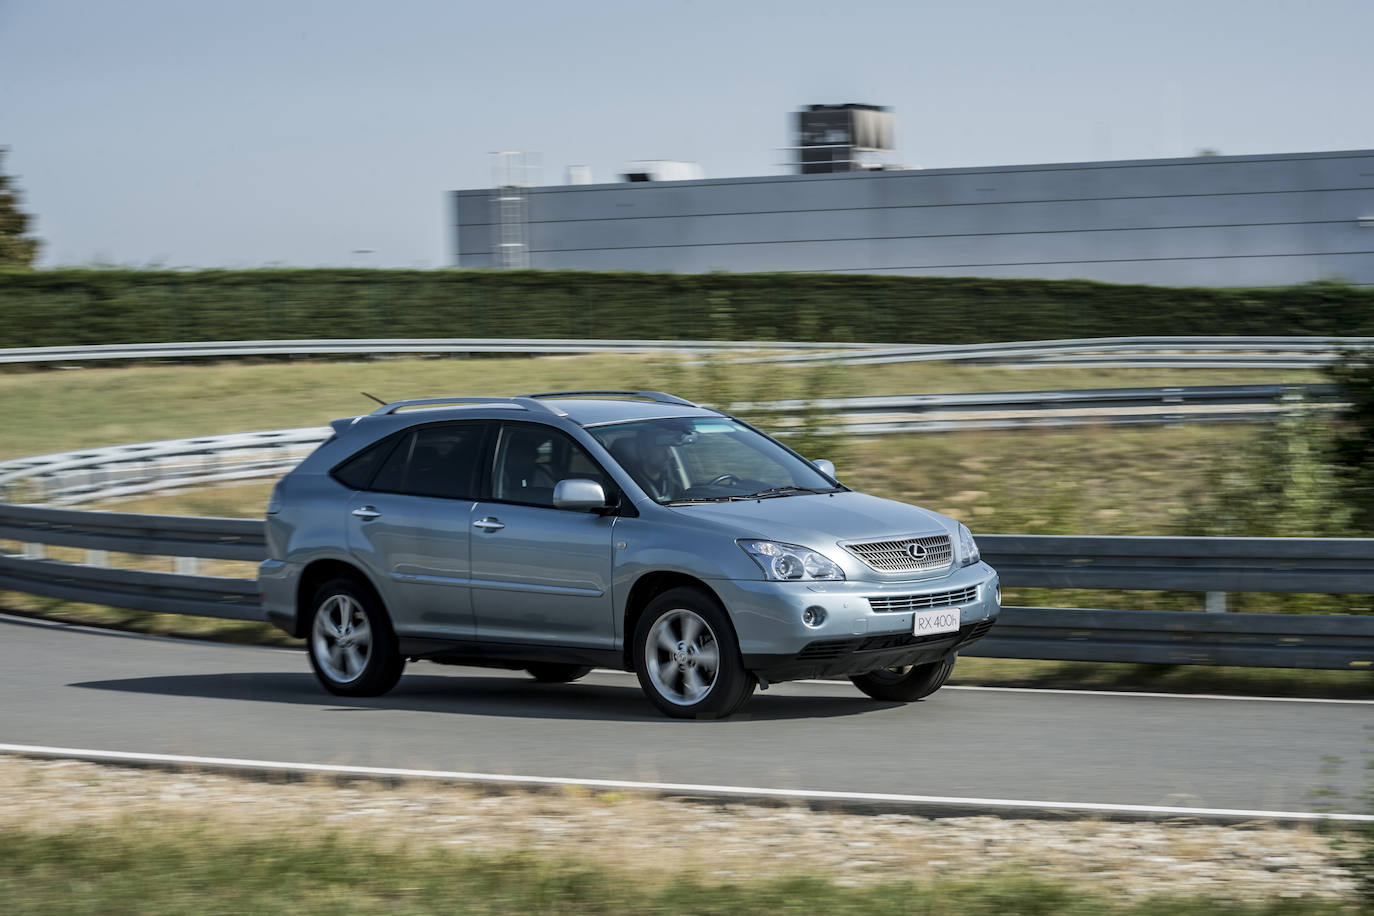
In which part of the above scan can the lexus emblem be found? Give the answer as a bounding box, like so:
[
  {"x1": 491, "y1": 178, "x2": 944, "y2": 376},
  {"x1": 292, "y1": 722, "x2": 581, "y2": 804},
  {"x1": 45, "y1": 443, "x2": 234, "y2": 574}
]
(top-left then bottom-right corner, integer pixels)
[{"x1": 906, "y1": 543, "x2": 928, "y2": 561}]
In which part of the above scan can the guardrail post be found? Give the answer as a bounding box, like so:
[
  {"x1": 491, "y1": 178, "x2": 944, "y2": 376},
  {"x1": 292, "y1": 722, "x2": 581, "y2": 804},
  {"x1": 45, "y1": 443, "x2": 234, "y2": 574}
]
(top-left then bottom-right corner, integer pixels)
[
  {"x1": 1205, "y1": 591, "x2": 1228, "y2": 613},
  {"x1": 174, "y1": 556, "x2": 199, "y2": 576},
  {"x1": 85, "y1": 549, "x2": 108, "y2": 567},
  {"x1": 22, "y1": 543, "x2": 44, "y2": 560}
]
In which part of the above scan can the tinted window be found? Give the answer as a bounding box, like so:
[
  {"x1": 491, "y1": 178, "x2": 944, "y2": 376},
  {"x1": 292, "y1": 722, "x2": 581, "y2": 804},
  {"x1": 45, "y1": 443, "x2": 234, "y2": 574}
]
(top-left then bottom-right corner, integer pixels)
[
  {"x1": 368, "y1": 423, "x2": 487, "y2": 499},
  {"x1": 331, "y1": 435, "x2": 398, "y2": 490},
  {"x1": 493, "y1": 424, "x2": 609, "y2": 509}
]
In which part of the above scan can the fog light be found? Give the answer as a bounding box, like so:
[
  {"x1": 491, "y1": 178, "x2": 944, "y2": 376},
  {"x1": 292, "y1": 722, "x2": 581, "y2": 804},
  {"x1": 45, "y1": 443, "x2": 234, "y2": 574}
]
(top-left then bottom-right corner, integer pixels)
[{"x1": 802, "y1": 606, "x2": 827, "y2": 628}]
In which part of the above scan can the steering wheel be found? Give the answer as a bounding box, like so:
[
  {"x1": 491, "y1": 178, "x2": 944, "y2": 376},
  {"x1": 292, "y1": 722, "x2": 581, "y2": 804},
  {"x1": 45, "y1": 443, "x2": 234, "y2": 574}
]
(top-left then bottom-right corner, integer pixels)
[{"x1": 706, "y1": 473, "x2": 742, "y2": 487}]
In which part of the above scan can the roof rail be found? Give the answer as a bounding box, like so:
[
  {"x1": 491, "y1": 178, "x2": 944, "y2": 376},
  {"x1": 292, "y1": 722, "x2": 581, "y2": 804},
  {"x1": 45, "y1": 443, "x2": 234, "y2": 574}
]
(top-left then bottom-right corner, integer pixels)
[
  {"x1": 522, "y1": 390, "x2": 699, "y2": 408},
  {"x1": 368, "y1": 396, "x2": 557, "y2": 416}
]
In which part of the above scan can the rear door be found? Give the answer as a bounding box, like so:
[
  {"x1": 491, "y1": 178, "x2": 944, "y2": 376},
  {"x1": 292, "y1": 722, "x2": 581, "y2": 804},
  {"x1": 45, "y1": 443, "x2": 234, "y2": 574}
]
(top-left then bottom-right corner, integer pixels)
[
  {"x1": 468, "y1": 422, "x2": 618, "y2": 651},
  {"x1": 344, "y1": 421, "x2": 492, "y2": 638}
]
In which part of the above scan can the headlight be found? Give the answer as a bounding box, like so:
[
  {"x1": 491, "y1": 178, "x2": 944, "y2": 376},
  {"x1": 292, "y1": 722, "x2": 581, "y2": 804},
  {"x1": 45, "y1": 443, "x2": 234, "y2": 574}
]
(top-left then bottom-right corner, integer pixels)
[
  {"x1": 957, "y1": 523, "x2": 980, "y2": 567},
  {"x1": 738, "y1": 540, "x2": 845, "y2": 581}
]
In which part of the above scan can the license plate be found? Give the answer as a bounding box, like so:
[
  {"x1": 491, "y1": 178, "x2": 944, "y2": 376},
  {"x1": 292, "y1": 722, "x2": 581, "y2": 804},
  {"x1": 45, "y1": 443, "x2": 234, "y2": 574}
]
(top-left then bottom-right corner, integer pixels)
[{"x1": 913, "y1": 608, "x2": 961, "y2": 637}]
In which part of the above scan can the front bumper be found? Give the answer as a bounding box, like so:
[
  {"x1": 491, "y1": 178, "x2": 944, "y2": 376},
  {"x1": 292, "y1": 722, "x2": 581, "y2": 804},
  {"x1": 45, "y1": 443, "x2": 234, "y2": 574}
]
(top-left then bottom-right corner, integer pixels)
[
  {"x1": 710, "y1": 562, "x2": 1000, "y2": 684},
  {"x1": 742, "y1": 618, "x2": 996, "y2": 683}
]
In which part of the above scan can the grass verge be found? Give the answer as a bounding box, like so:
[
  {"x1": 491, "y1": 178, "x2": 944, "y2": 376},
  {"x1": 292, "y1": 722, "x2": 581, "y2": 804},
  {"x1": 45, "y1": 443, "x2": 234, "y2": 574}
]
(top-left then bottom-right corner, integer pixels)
[{"x1": 0, "y1": 821, "x2": 1356, "y2": 916}]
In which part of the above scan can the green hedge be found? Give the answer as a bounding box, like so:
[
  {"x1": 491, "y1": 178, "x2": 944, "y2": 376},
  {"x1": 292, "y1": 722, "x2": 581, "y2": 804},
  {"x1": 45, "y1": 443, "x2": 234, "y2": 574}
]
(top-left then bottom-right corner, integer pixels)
[{"x1": 2, "y1": 268, "x2": 1372, "y2": 348}]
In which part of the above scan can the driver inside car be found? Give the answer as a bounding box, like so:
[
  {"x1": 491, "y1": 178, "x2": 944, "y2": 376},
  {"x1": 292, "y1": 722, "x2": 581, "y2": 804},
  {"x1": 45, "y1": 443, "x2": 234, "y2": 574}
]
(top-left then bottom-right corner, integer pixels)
[{"x1": 635, "y1": 427, "x2": 682, "y2": 502}]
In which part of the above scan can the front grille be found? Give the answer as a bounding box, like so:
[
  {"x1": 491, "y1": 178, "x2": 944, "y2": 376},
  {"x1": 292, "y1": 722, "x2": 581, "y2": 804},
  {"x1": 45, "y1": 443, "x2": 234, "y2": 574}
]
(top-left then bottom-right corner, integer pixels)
[
  {"x1": 844, "y1": 535, "x2": 952, "y2": 573},
  {"x1": 867, "y1": 585, "x2": 979, "y2": 613}
]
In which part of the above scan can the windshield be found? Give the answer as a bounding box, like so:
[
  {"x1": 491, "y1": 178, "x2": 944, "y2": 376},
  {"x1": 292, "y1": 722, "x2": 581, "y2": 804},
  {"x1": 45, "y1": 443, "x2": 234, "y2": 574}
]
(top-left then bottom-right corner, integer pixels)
[{"x1": 589, "y1": 416, "x2": 841, "y2": 505}]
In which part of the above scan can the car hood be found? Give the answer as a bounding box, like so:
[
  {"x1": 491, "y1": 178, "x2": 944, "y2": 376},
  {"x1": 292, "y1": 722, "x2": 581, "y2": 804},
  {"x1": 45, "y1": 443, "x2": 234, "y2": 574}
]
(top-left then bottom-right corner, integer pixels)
[{"x1": 670, "y1": 490, "x2": 954, "y2": 550}]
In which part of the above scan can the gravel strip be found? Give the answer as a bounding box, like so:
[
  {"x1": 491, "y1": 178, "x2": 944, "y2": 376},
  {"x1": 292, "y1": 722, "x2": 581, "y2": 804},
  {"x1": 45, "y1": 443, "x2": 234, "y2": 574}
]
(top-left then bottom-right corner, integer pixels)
[{"x1": 0, "y1": 756, "x2": 1357, "y2": 901}]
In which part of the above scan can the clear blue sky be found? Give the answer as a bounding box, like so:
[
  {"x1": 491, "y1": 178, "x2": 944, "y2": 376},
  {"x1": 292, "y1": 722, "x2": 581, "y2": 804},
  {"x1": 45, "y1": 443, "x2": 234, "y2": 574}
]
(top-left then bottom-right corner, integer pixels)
[{"x1": 2, "y1": 0, "x2": 1370, "y2": 268}]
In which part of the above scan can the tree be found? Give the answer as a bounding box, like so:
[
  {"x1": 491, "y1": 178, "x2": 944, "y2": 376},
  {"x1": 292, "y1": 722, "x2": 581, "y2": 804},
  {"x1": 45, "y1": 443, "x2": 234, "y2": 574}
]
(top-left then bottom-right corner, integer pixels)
[
  {"x1": 1327, "y1": 347, "x2": 1374, "y2": 534},
  {"x1": 0, "y1": 148, "x2": 40, "y2": 268}
]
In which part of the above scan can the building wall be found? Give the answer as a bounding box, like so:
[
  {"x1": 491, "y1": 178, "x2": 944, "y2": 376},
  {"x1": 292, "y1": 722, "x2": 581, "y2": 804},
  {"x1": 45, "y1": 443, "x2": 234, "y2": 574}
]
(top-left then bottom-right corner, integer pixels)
[{"x1": 453, "y1": 149, "x2": 1374, "y2": 286}]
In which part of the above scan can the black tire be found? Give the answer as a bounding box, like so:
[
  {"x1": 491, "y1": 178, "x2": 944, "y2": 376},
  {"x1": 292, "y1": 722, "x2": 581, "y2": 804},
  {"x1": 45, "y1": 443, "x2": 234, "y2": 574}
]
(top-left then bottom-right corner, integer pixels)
[
  {"x1": 526, "y1": 663, "x2": 593, "y2": 683},
  {"x1": 633, "y1": 586, "x2": 755, "y2": 719},
  {"x1": 849, "y1": 655, "x2": 956, "y2": 702},
  {"x1": 307, "y1": 577, "x2": 405, "y2": 697}
]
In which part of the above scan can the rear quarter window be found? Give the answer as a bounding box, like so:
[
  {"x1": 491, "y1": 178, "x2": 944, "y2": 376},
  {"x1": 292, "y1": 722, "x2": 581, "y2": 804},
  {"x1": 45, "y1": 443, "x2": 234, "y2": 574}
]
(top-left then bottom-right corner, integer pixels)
[{"x1": 330, "y1": 435, "x2": 400, "y2": 490}]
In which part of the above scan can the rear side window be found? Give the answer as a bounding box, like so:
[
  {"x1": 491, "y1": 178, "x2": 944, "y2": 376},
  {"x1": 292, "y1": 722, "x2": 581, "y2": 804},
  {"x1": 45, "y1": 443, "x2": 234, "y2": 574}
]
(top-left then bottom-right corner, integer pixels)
[
  {"x1": 331, "y1": 436, "x2": 397, "y2": 490},
  {"x1": 369, "y1": 423, "x2": 488, "y2": 500}
]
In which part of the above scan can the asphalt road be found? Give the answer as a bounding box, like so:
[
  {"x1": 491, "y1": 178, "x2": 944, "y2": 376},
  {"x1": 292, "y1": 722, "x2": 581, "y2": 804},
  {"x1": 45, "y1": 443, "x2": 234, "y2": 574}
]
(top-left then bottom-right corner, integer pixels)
[{"x1": 2, "y1": 616, "x2": 1369, "y2": 815}]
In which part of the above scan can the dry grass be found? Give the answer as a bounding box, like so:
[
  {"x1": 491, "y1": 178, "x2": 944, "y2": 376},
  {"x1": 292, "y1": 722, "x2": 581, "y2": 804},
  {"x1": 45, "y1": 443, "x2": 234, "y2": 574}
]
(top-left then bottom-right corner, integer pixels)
[
  {"x1": 0, "y1": 756, "x2": 1355, "y2": 903},
  {"x1": 0, "y1": 353, "x2": 1317, "y2": 460}
]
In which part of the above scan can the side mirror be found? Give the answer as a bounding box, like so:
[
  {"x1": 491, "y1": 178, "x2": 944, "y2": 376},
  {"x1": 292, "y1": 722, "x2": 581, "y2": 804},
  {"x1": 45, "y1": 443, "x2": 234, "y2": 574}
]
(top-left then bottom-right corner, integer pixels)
[
  {"x1": 812, "y1": 459, "x2": 836, "y2": 479},
  {"x1": 553, "y1": 479, "x2": 608, "y2": 511}
]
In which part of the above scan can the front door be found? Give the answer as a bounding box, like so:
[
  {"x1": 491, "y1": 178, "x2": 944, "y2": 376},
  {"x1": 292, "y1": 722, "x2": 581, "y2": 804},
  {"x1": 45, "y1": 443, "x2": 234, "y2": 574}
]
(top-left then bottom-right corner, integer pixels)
[{"x1": 468, "y1": 423, "x2": 617, "y2": 651}]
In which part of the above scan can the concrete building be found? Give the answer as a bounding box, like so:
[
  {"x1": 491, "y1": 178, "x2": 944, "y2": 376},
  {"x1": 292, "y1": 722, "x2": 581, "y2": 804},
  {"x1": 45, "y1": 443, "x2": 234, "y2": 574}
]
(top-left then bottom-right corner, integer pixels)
[{"x1": 453, "y1": 136, "x2": 1374, "y2": 287}]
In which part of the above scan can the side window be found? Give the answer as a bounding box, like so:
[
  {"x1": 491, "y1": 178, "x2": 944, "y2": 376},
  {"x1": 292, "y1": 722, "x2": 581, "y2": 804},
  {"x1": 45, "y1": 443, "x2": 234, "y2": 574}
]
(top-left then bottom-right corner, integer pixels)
[
  {"x1": 493, "y1": 424, "x2": 609, "y2": 509},
  {"x1": 331, "y1": 435, "x2": 399, "y2": 490},
  {"x1": 369, "y1": 432, "x2": 417, "y2": 494},
  {"x1": 368, "y1": 423, "x2": 487, "y2": 499}
]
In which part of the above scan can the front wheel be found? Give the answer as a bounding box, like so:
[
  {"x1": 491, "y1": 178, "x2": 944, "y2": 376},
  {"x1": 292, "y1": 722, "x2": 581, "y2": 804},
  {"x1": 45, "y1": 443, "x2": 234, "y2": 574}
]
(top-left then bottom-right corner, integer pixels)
[
  {"x1": 633, "y1": 587, "x2": 755, "y2": 719},
  {"x1": 308, "y1": 577, "x2": 405, "y2": 697},
  {"x1": 849, "y1": 655, "x2": 955, "y2": 702}
]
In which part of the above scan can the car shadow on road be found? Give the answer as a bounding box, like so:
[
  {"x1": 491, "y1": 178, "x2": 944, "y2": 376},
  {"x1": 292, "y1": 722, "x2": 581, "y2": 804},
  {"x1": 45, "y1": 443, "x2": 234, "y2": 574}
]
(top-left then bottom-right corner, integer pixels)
[{"x1": 70, "y1": 670, "x2": 900, "y2": 722}]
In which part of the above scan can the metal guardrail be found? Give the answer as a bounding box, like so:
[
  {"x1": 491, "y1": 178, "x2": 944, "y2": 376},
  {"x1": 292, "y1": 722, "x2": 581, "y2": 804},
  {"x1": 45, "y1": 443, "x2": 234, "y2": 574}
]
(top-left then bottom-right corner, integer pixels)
[
  {"x1": 0, "y1": 554, "x2": 261, "y2": 620},
  {"x1": 975, "y1": 606, "x2": 1374, "y2": 669},
  {"x1": 0, "y1": 428, "x2": 329, "y2": 506},
  {"x1": 1, "y1": 502, "x2": 1371, "y2": 669},
  {"x1": 0, "y1": 338, "x2": 876, "y2": 365},
  {"x1": 2, "y1": 335, "x2": 1370, "y2": 370},
  {"x1": 0, "y1": 504, "x2": 265, "y2": 620},
  {"x1": 760, "y1": 383, "x2": 1345, "y2": 435},
  {"x1": 0, "y1": 385, "x2": 1343, "y2": 506},
  {"x1": 979, "y1": 535, "x2": 1374, "y2": 595},
  {"x1": 0, "y1": 504, "x2": 264, "y2": 560},
  {"x1": 741, "y1": 335, "x2": 1374, "y2": 369}
]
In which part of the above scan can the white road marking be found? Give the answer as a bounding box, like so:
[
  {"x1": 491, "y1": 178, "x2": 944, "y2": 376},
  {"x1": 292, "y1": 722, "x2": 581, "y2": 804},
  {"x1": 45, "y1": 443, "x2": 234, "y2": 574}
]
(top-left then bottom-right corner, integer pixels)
[{"x1": 1, "y1": 743, "x2": 1370, "y2": 823}]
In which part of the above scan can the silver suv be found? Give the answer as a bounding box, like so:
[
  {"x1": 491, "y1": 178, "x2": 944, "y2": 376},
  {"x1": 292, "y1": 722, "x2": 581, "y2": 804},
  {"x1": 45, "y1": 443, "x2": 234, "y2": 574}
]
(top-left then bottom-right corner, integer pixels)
[{"x1": 258, "y1": 391, "x2": 1000, "y2": 718}]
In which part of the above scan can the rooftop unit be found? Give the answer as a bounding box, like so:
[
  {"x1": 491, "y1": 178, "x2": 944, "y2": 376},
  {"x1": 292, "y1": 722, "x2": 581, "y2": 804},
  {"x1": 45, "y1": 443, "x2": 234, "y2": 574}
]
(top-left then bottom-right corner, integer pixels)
[{"x1": 794, "y1": 103, "x2": 895, "y2": 174}]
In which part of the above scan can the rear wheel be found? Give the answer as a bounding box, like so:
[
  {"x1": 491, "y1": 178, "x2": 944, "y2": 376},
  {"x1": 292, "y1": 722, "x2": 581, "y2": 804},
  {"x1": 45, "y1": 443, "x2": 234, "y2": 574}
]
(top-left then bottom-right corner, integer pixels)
[
  {"x1": 307, "y1": 577, "x2": 405, "y2": 697},
  {"x1": 849, "y1": 655, "x2": 955, "y2": 702},
  {"x1": 526, "y1": 663, "x2": 593, "y2": 683},
  {"x1": 633, "y1": 587, "x2": 755, "y2": 719}
]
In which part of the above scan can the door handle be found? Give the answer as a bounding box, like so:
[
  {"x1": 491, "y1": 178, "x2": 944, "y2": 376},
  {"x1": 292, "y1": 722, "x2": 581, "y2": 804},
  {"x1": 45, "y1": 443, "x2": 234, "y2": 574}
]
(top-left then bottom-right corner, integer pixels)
[
  {"x1": 472, "y1": 517, "x2": 505, "y2": 531},
  {"x1": 351, "y1": 506, "x2": 381, "y2": 519}
]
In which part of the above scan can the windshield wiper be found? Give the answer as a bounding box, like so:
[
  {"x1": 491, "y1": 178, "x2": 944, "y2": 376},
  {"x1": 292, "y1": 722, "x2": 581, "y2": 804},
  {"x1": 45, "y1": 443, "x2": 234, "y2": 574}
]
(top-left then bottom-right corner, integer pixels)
[
  {"x1": 663, "y1": 496, "x2": 736, "y2": 506},
  {"x1": 737, "y1": 486, "x2": 835, "y2": 500}
]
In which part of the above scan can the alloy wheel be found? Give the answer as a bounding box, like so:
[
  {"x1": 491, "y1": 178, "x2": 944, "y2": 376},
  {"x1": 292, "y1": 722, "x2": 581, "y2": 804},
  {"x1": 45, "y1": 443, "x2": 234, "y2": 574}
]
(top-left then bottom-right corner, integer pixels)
[
  {"x1": 311, "y1": 593, "x2": 374, "y2": 684},
  {"x1": 645, "y1": 608, "x2": 721, "y2": 705}
]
